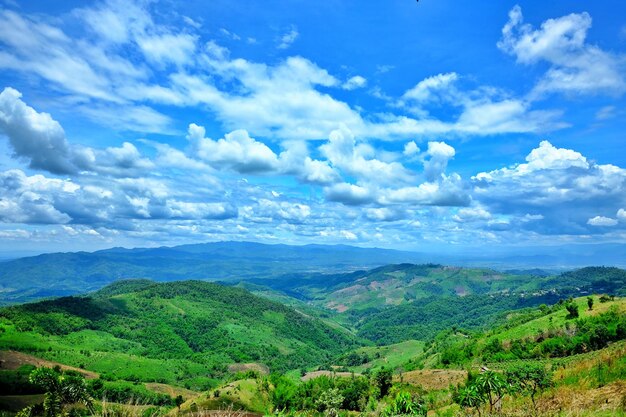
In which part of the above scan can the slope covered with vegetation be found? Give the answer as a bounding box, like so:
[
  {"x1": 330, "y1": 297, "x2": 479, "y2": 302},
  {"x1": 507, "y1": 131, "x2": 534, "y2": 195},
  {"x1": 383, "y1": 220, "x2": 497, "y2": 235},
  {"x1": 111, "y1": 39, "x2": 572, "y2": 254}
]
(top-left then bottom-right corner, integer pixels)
[{"x1": 0, "y1": 280, "x2": 359, "y2": 388}]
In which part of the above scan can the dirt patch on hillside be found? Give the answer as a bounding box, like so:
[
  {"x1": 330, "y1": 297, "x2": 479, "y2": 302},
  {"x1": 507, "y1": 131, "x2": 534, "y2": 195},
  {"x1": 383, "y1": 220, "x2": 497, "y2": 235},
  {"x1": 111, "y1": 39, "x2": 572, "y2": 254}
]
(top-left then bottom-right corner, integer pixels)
[
  {"x1": 227, "y1": 363, "x2": 270, "y2": 375},
  {"x1": 398, "y1": 369, "x2": 467, "y2": 390},
  {"x1": 0, "y1": 350, "x2": 98, "y2": 379},
  {"x1": 301, "y1": 370, "x2": 361, "y2": 381},
  {"x1": 454, "y1": 286, "x2": 468, "y2": 296},
  {"x1": 326, "y1": 302, "x2": 349, "y2": 312}
]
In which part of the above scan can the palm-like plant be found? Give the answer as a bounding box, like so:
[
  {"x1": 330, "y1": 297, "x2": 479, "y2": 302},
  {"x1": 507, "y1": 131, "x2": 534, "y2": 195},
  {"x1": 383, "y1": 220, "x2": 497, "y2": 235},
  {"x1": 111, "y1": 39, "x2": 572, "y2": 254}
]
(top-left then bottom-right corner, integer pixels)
[
  {"x1": 475, "y1": 370, "x2": 508, "y2": 414},
  {"x1": 454, "y1": 384, "x2": 485, "y2": 416},
  {"x1": 27, "y1": 367, "x2": 93, "y2": 417}
]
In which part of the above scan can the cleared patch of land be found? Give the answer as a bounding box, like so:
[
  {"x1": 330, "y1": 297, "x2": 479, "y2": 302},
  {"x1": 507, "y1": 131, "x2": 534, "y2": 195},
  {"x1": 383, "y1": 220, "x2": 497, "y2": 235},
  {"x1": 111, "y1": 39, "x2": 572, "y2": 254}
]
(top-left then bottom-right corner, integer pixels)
[
  {"x1": 227, "y1": 363, "x2": 270, "y2": 375},
  {"x1": 0, "y1": 350, "x2": 98, "y2": 379},
  {"x1": 397, "y1": 369, "x2": 467, "y2": 390},
  {"x1": 301, "y1": 370, "x2": 360, "y2": 381}
]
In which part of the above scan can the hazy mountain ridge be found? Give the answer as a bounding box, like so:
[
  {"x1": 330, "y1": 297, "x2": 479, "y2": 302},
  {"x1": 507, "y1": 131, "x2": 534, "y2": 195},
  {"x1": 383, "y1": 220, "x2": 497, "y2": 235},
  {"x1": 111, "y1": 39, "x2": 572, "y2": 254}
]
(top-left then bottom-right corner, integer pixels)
[{"x1": 0, "y1": 242, "x2": 430, "y2": 305}]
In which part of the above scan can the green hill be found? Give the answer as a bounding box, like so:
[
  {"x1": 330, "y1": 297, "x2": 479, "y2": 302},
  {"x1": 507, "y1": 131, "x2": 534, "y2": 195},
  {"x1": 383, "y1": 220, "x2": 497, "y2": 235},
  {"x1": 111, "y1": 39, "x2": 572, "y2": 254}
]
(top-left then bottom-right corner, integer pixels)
[{"x1": 0, "y1": 280, "x2": 360, "y2": 388}]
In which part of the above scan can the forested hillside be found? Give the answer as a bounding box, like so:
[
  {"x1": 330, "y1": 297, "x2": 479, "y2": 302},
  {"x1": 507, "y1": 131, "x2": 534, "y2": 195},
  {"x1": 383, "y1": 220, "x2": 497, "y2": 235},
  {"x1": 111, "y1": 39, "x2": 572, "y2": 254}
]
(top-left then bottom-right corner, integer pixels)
[{"x1": 0, "y1": 280, "x2": 359, "y2": 385}]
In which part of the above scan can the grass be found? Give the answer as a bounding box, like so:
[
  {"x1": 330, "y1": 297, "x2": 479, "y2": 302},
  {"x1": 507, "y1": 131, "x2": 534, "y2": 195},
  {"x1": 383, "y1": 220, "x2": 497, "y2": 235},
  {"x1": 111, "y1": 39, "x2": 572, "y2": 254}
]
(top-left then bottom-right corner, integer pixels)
[
  {"x1": 487, "y1": 296, "x2": 625, "y2": 343},
  {"x1": 350, "y1": 340, "x2": 425, "y2": 372}
]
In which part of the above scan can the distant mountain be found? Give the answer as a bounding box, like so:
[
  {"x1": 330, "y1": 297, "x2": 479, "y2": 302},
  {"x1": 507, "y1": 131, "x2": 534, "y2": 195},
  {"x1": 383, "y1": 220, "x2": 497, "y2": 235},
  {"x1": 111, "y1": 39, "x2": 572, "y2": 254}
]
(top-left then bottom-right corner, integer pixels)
[
  {"x1": 0, "y1": 280, "x2": 360, "y2": 382},
  {"x1": 0, "y1": 241, "x2": 430, "y2": 305}
]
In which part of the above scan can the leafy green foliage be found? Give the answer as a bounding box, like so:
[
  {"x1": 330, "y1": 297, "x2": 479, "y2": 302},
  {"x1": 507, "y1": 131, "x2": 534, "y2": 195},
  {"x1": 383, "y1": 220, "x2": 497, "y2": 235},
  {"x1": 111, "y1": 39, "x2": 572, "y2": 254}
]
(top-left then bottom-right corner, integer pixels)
[
  {"x1": 505, "y1": 363, "x2": 552, "y2": 413},
  {"x1": 27, "y1": 367, "x2": 92, "y2": 417},
  {"x1": 381, "y1": 391, "x2": 427, "y2": 417}
]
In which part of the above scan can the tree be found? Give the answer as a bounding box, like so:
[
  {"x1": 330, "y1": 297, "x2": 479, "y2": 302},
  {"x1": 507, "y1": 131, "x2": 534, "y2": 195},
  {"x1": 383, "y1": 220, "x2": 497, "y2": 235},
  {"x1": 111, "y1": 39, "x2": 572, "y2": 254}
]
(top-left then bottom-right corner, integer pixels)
[
  {"x1": 565, "y1": 303, "x2": 579, "y2": 319},
  {"x1": 453, "y1": 384, "x2": 485, "y2": 417},
  {"x1": 506, "y1": 363, "x2": 552, "y2": 416},
  {"x1": 174, "y1": 395, "x2": 184, "y2": 411},
  {"x1": 374, "y1": 367, "x2": 393, "y2": 398},
  {"x1": 587, "y1": 297, "x2": 594, "y2": 311},
  {"x1": 316, "y1": 388, "x2": 344, "y2": 417},
  {"x1": 475, "y1": 370, "x2": 508, "y2": 413}
]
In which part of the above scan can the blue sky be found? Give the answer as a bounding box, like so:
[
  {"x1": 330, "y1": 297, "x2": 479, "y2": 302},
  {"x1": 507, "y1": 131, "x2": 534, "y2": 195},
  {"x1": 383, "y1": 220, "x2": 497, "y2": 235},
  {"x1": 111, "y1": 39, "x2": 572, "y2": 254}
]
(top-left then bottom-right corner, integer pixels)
[{"x1": 0, "y1": 0, "x2": 625, "y2": 255}]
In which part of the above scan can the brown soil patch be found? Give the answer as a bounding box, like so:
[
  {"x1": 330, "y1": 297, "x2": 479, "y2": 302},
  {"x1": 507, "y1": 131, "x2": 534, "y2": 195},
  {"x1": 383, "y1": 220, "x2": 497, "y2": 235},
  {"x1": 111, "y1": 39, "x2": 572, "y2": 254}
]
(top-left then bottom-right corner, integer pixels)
[
  {"x1": 454, "y1": 286, "x2": 468, "y2": 296},
  {"x1": 301, "y1": 370, "x2": 361, "y2": 381},
  {"x1": 0, "y1": 350, "x2": 98, "y2": 379},
  {"x1": 326, "y1": 302, "x2": 349, "y2": 312},
  {"x1": 227, "y1": 363, "x2": 270, "y2": 375},
  {"x1": 334, "y1": 284, "x2": 365, "y2": 296},
  {"x1": 398, "y1": 369, "x2": 467, "y2": 390}
]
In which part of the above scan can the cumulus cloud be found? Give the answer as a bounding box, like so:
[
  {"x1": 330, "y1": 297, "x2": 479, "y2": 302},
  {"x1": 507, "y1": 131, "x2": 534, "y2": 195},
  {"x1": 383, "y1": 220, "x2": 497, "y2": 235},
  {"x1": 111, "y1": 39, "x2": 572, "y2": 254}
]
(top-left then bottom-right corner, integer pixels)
[
  {"x1": 403, "y1": 141, "x2": 420, "y2": 157},
  {"x1": 401, "y1": 72, "x2": 458, "y2": 105},
  {"x1": 342, "y1": 75, "x2": 367, "y2": 90},
  {"x1": 278, "y1": 141, "x2": 339, "y2": 185},
  {"x1": 473, "y1": 141, "x2": 626, "y2": 234},
  {"x1": 0, "y1": 169, "x2": 76, "y2": 224},
  {"x1": 453, "y1": 207, "x2": 492, "y2": 223},
  {"x1": 247, "y1": 199, "x2": 311, "y2": 224},
  {"x1": 398, "y1": 72, "x2": 565, "y2": 134},
  {"x1": 188, "y1": 124, "x2": 279, "y2": 174},
  {"x1": 498, "y1": 5, "x2": 626, "y2": 97},
  {"x1": 0, "y1": 88, "x2": 158, "y2": 177},
  {"x1": 587, "y1": 216, "x2": 618, "y2": 227},
  {"x1": 0, "y1": 87, "x2": 76, "y2": 174},
  {"x1": 423, "y1": 141, "x2": 455, "y2": 181},
  {"x1": 325, "y1": 183, "x2": 376, "y2": 206},
  {"x1": 321, "y1": 126, "x2": 412, "y2": 185},
  {"x1": 364, "y1": 207, "x2": 407, "y2": 222}
]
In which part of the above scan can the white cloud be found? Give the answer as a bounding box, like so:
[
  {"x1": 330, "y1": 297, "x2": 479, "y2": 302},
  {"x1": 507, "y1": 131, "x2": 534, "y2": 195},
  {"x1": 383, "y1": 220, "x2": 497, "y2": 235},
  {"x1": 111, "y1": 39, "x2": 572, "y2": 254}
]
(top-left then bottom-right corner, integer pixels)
[
  {"x1": 364, "y1": 207, "x2": 406, "y2": 222},
  {"x1": 587, "y1": 216, "x2": 618, "y2": 227},
  {"x1": 324, "y1": 183, "x2": 375, "y2": 206},
  {"x1": 401, "y1": 72, "x2": 458, "y2": 104},
  {"x1": 617, "y1": 208, "x2": 626, "y2": 222},
  {"x1": 321, "y1": 126, "x2": 412, "y2": 185},
  {"x1": 277, "y1": 26, "x2": 299, "y2": 49},
  {"x1": 498, "y1": 5, "x2": 626, "y2": 97},
  {"x1": 381, "y1": 174, "x2": 469, "y2": 207},
  {"x1": 249, "y1": 199, "x2": 311, "y2": 224},
  {"x1": 278, "y1": 141, "x2": 339, "y2": 185},
  {"x1": 342, "y1": 75, "x2": 367, "y2": 90},
  {"x1": 424, "y1": 141, "x2": 455, "y2": 181},
  {"x1": 453, "y1": 207, "x2": 491, "y2": 223},
  {"x1": 188, "y1": 124, "x2": 279, "y2": 174},
  {"x1": 403, "y1": 141, "x2": 420, "y2": 157},
  {"x1": 137, "y1": 33, "x2": 197, "y2": 66},
  {"x1": 595, "y1": 106, "x2": 616, "y2": 121},
  {"x1": 0, "y1": 87, "x2": 75, "y2": 174},
  {"x1": 474, "y1": 141, "x2": 626, "y2": 234}
]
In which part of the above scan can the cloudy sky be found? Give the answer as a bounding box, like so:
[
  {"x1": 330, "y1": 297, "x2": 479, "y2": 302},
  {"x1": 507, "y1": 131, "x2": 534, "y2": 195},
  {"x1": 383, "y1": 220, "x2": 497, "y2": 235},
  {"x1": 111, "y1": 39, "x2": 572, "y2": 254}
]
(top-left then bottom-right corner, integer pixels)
[{"x1": 0, "y1": 0, "x2": 625, "y2": 255}]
